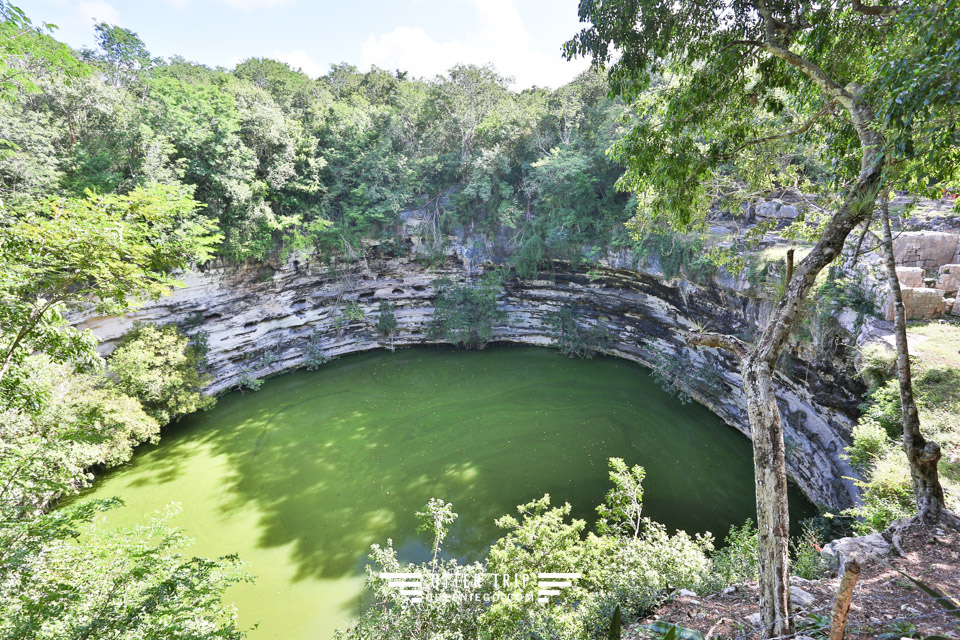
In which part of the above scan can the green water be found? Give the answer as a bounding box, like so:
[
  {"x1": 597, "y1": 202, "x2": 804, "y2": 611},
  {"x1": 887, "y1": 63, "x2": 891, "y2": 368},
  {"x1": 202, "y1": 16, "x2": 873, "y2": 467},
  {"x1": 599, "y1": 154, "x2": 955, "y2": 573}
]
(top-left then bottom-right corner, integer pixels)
[{"x1": 80, "y1": 346, "x2": 814, "y2": 639}]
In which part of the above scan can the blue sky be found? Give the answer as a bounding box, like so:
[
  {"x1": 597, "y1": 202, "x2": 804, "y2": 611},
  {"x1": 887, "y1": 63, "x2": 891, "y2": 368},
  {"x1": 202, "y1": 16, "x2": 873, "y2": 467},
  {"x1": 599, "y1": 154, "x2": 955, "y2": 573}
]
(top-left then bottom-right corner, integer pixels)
[{"x1": 18, "y1": 0, "x2": 593, "y2": 88}]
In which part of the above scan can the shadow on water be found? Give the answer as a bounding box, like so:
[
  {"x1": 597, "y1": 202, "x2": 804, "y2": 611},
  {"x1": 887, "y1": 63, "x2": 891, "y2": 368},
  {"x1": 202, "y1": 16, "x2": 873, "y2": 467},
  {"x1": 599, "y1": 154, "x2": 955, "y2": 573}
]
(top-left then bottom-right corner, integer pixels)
[{"x1": 81, "y1": 346, "x2": 816, "y2": 635}]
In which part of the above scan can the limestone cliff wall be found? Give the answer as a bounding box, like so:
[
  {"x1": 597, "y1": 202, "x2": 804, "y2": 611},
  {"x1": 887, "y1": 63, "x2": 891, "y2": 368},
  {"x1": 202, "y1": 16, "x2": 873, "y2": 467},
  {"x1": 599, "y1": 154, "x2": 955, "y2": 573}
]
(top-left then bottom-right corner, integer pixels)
[{"x1": 71, "y1": 244, "x2": 862, "y2": 510}]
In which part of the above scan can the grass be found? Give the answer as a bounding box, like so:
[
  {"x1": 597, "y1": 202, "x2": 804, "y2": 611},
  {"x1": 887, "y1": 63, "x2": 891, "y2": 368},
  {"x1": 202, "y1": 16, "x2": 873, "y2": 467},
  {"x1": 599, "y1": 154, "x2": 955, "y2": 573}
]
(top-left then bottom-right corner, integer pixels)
[
  {"x1": 907, "y1": 320, "x2": 960, "y2": 513},
  {"x1": 758, "y1": 246, "x2": 813, "y2": 264},
  {"x1": 866, "y1": 320, "x2": 960, "y2": 518}
]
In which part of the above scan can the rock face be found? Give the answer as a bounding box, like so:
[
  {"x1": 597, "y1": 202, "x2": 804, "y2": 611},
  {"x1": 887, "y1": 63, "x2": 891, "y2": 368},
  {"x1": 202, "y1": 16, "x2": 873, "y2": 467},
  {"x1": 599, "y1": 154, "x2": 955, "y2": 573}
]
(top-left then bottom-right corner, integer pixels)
[
  {"x1": 885, "y1": 287, "x2": 948, "y2": 321},
  {"x1": 850, "y1": 231, "x2": 960, "y2": 322},
  {"x1": 896, "y1": 266, "x2": 925, "y2": 289},
  {"x1": 71, "y1": 242, "x2": 863, "y2": 510},
  {"x1": 821, "y1": 532, "x2": 892, "y2": 573},
  {"x1": 893, "y1": 231, "x2": 960, "y2": 269},
  {"x1": 936, "y1": 264, "x2": 960, "y2": 296}
]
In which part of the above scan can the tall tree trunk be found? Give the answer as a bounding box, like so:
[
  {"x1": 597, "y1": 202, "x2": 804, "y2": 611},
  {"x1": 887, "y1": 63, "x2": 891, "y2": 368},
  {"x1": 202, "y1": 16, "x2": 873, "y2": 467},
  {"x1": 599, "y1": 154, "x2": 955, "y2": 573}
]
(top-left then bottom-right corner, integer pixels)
[
  {"x1": 879, "y1": 200, "x2": 946, "y2": 522},
  {"x1": 691, "y1": 127, "x2": 885, "y2": 637},
  {"x1": 743, "y1": 355, "x2": 792, "y2": 638}
]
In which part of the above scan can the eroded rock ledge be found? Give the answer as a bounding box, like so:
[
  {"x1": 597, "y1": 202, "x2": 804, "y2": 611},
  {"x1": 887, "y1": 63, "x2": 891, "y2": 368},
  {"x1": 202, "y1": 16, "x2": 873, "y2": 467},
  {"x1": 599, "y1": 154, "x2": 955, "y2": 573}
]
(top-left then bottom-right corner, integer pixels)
[{"x1": 72, "y1": 244, "x2": 862, "y2": 510}]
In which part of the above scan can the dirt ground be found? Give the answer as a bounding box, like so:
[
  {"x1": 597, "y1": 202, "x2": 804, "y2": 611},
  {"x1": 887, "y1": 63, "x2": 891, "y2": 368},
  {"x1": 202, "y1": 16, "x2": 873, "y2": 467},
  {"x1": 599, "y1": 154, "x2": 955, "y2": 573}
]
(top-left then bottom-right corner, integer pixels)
[{"x1": 626, "y1": 522, "x2": 960, "y2": 639}]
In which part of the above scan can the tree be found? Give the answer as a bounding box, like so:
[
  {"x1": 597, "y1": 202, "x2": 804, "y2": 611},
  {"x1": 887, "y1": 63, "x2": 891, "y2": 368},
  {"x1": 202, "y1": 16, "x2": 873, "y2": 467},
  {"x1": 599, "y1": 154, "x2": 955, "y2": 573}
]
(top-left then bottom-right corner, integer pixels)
[
  {"x1": 432, "y1": 64, "x2": 511, "y2": 160},
  {"x1": 375, "y1": 301, "x2": 398, "y2": 337},
  {"x1": 415, "y1": 498, "x2": 457, "y2": 571},
  {"x1": 108, "y1": 324, "x2": 214, "y2": 425},
  {"x1": 596, "y1": 458, "x2": 645, "y2": 539},
  {"x1": 0, "y1": 185, "x2": 220, "y2": 410},
  {"x1": 565, "y1": 1, "x2": 960, "y2": 635},
  {"x1": 0, "y1": 2, "x2": 87, "y2": 102},
  {"x1": 0, "y1": 501, "x2": 250, "y2": 640},
  {"x1": 877, "y1": 201, "x2": 950, "y2": 524},
  {"x1": 89, "y1": 22, "x2": 152, "y2": 88},
  {"x1": 427, "y1": 274, "x2": 505, "y2": 349}
]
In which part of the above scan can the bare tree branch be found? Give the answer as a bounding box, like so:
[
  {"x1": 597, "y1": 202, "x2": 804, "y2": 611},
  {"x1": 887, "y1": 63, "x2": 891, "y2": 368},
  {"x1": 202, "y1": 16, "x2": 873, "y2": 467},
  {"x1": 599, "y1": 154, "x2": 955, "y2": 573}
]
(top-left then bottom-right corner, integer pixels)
[
  {"x1": 851, "y1": 0, "x2": 902, "y2": 16},
  {"x1": 685, "y1": 331, "x2": 749, "y2": 359}
]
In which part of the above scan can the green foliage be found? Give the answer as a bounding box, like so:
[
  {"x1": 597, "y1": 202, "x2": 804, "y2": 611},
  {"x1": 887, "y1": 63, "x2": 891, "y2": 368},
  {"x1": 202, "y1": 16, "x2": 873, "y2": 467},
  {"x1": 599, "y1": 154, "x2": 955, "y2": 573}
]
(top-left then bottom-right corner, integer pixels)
[
  {"x1": 301, "y1": 329, "x2": 330, "y2": 371},
  {"x1": 235, "y1": 369, "x2": 263, "y2": 393},
  {"x1": 816, "y1": 275, "x2": 875, "y2": 317},
  {"x1": 858, "y1": 343, "x2": 897, "y2": 390},
  {"x1": 0, "y1": 358, "x2": 159, "y2": 508},
  {"x1": 0, "y1": 501, "x2": 250, "y2": 640},
  {"x1": 789, "y1": 524, "x2": 827, "y2": 581},
  {"x1": 597, "y1": 457, "x2": 645, "y2": 538},
  {"x1": 710, "y1": 521, "x2": 759, "y2": 587},
  {"x1": 375, "y1": 301, "x2": 398, "y2": 337},
  {"x1": 847, "y1": 419, "x2": 892, "y2": 469},
  {"x1": 608, "y1": 604, "x2": 622, "y2": 640},
  {"x1": 637, "y1": 232, "x2": 715, "y2": 283},
  {"x1": 545, "y1": 304, "x2": 611, "y2": 358},
  {"x1": 416, "y1": 498, "x2": 457, "y2": 569},
  {"x1": 108, "y1": 323, "x2": 214, "y2": 425},
  {"x1": 342, "y1": 301, "x2": 364, "y2": 322},
  {"x1": 0, "y1": 2, "x2": 89, "y2": 101},
  {"x1": 860, "y1": 379, "x2": 905, "y2": 439},
  {"x1": 335, "y1": 540, "x2": 487, "y2": 640},
  {"x1": 563, "y1": 0, "x2": 960, "y2": 236},
  {"x1": 846, "y1": 450, "x2": 916, "y2": 533},
  {"x1": 342, "y1": 462, "x2": 719, "y2": 640},
  {"x1": 0, "y1": 185, "x2": 219, "y2": 412},
  {"x1": 427, "y1": 273, "x2": 504, "y2": 349}
]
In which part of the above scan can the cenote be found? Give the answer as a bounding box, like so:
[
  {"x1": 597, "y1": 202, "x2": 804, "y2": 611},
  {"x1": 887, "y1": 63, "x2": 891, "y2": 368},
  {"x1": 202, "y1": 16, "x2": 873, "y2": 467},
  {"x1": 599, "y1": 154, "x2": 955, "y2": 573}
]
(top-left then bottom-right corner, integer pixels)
[{"x1": 79, "y1": 346, "x2": 814, "y2": 639}]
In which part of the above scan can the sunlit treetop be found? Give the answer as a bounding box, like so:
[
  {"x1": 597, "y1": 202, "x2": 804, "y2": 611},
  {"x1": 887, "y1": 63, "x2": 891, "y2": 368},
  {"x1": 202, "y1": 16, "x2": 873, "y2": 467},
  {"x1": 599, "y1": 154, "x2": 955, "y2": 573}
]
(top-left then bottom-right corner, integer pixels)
[{"x1": 563, "y1": 0, "x2": 960, "y2": 233}]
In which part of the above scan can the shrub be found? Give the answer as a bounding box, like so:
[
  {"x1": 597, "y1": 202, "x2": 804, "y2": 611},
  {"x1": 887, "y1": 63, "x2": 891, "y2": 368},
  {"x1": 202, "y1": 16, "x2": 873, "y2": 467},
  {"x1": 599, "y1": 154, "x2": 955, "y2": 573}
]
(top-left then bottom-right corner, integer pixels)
[
  {"x1": 235, "y1": 367, "x2": 263, "y2": 392},
  {"x1": 301, "y1": 329, "x2": 330, "y2": 371},
  {"x1": 789, "y1": 524, "x2": 827, "y2": 580},
  {"x1": 859, "y1": 379, "x2": 903, "y2": 439},
  {"x1": 376, "y1": 301, "x2": 398, "y2": 337},
  {"x1": 545, "y1": 304, "x2": 611, "y2": 359},
  {"x1": 108, "y1": 324, "x2": 214, "y2": 424},
  {"x1": 845, "y1": 451, "x2": 916, "y2": 533},
  {"x1": 858, "y1": 343, "x2": 896, "y2": 390},
  {"x1": 339, "y1": 463, "x2": 717, "y2": 640},
  {"x1": 709, "y1": 521, "x2": 758, "y2": 587},
  {"x1": 846, "y1": 419, "x2": 891, "y2": 468},
  {"x1": 427, "y1": 273, "x2": 504, "y2": 349}
]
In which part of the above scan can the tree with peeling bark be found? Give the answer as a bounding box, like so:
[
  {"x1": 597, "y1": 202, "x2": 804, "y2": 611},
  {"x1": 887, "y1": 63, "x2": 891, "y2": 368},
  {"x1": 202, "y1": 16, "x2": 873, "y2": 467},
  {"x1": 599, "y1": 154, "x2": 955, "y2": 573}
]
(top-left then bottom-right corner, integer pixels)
[
  {"x1": 565, "y1": 0, "x2": 960, "y2": 636},
  {"x1": 877, "y1": 200, "x2": 954, "y2": 525}
]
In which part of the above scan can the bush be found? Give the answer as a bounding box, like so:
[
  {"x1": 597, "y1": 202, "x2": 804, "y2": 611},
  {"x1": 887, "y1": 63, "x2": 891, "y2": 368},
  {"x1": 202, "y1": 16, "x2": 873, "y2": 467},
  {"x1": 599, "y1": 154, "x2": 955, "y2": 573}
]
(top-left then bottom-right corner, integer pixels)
[
  {"x1": 427, "y1": 273, "x2": 504, "y2": 349},
  {"x1": 301, "y1": 329, "x2": 330, "y2": 370},
  {"x1": 858, "y1": 343, "x2": 896, "y2": 390},
  {"x1": 339, "y1": 463, "x2": 717, "y2": 640},
  {"x1": 859, "y1": 379, "x2": 903, "y2": 439},
  {"x1": 790, "y1": 524, "x2": 827, "y2": 580},
  {"x1": 845, "y1": 451, "x2": 916, "y2": 533},
  {"x1": 709, "y1": 521, "x2": 759, "y2": 588},
  {"x1": 376, "y1": 301, "x2": 398, "y2": 337},
  {"x1": 108, "y1": 324, "x2": 214, "y2": 424},
  {"x1": 846, "y1": 419, "x2": 891, "y2": 468},
  {"x1": 545, "y1": 304, "x2": 611, "y2": 359}
]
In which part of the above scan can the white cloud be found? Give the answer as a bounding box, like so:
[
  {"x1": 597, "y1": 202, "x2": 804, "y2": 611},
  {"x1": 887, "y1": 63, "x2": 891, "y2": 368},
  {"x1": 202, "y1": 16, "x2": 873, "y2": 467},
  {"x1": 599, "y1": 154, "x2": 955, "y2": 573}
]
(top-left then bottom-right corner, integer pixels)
[
  {"x1": 270, "y1": 49, "x2": 325, "y2": 78},
  {"x1": 359, "y1": 0, "x2": 588, "y2": 88}
]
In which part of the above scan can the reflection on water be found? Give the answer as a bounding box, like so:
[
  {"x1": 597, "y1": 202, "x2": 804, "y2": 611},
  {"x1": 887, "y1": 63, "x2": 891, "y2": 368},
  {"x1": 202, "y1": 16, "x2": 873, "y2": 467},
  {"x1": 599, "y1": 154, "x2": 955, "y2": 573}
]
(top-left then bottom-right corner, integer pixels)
[{"x1": 79, "y1": 346, "x2": 814, "y2": 640}]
